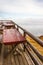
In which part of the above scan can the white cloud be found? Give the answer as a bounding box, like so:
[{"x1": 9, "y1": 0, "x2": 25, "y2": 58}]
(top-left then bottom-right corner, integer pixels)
[{"x1": 0, "y1": 0, "x2": 43, "y2": 18}]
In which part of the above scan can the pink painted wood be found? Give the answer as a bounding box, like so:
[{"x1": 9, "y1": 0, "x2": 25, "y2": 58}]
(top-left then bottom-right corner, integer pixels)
[{"x1": 3, "y1": 29, "x2": 26, "y2": 45}]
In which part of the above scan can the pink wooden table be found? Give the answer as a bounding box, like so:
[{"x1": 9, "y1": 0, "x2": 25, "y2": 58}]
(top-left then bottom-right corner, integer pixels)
[
  {"x1": 3, "y1": 28, "x2": 26, "y2": 45},
  {"x1": 2, "y1": 28, "x2": 26, "y2": 58}
]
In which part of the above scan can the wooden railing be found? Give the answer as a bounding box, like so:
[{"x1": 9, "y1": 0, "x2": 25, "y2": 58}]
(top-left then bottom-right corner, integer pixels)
[
  {"x1": 12, "y1": 21, "x2": 43, "y2": 61},
  {"x1": 12, "y1": 21, "x2": 43, "y2": 47}
]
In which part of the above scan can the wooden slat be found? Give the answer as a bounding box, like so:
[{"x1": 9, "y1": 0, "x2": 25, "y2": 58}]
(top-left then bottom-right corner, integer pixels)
[
  {"x1": 11, "y1": 55, "x2": 16, "y2": 65},
  {"x1": 15, "y1": 48, "x2": 28, "y2": 65},
  {"x1": 26, "y1": 41, "x2": 43, "y2": 61},
  {"x1": 18, "y1": 44, "x2": 35, "y2": 65},
  {"x1": 14, "y1": 55, "x2": 20, "y2": 65},
  {"x1": 3, "y1": 54, "x2": 12, "y2": 65},
  {"x1": 25, "y1": 49, "x2": 35, "y2": 65},
  {"x1": 21, "y1": 53, "x2": 28, "y2": 65},
  {"x1": 25, "y1": 44, "x2": 43, "y2": 65},
  {"x1": 23, "y1": 50, "x2": 35, "y2": 65},
  {"x1": 0, "y1": 55, "x2": 2, "y2": 65},
  {"x1": 17, "y1": 55, "x2": 24, "y2": 65}
]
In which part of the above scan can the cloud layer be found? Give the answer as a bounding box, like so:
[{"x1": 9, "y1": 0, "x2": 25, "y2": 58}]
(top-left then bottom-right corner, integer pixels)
[{"x1": 0, "y1": 0, "x2": 43, "y2": 19}]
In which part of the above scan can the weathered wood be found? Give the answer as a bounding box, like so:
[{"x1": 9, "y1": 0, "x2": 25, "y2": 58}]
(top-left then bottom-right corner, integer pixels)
[
  {"x1": 13, "y1": 22, "x2": 43, "y2": 46},
  {"x1": 3, "y1": 54, "x2": 12, "y2": 65},
  {"x1": 25, "y1": 44, "x2": 43, "y2": 65},
  {"x1": 17, "y1": 55, "x2": 24, "y2": 65},
  {"x1": 18, "y1": 44, "x2": 35, "y2": 65},
  {"x1": 26, "y1": 41, "x2": 43, "y2": 61},
  {"x1": 14, "y1": 55, "x2": 20, "y2": 65},
  {"x1": 23, "y1": 50, "x2": 35, "y2": 65},
  {"x1": 25, "y1": 49, "x2": 35, "y2": 65},
  {"x1": 11, "y1": 55, "x2": 16, "y2": 65},
  {"x1": 3, "y1": 29, "x2": 26, "y2": 45}
]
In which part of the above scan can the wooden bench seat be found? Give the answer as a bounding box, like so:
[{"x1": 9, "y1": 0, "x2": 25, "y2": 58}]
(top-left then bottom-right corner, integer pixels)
[{"x1": 3, "y1": 28, "x2": 26, "y2": 45}]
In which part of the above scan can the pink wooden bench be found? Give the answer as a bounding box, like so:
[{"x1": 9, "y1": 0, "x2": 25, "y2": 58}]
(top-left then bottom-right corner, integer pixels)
[{"x1": 2, "y1": 28, "x2": 26, "y2": 58}]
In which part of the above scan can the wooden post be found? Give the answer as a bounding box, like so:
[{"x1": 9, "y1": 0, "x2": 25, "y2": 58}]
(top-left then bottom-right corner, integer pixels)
[
  {"x1": 17, "y1": 26, "x2": 19, "y2": 31},
  {"x1": 24, "y1": 32, "x2": 26, "y2": 37}
]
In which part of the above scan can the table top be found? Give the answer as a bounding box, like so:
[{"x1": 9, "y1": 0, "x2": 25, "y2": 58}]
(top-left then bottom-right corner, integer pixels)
[{"x1": 3, "y1": 29, "x2": 26, "y2": 45}]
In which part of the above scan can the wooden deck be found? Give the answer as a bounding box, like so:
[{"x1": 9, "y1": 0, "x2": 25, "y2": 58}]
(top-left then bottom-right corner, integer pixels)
[{"x1": 0, "y1": 44, "x2": 43, "y2": 65}]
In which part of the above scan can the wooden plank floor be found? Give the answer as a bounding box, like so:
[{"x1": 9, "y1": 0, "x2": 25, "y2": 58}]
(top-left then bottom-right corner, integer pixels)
[
  {"x1": 0, "y1": 44, "x2": 35, "y2": 65},
  {"x1": 0, "y1": 51, "x2": 35, "y2": 65},
  {"x1": 0, "y1": 44, "x2": 43, "y2": 65}
]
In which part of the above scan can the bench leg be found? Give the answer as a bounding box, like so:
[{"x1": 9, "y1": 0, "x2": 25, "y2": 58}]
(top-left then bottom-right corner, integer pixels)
[{"x1": 4, "y1": 44, "x2": 17, "y2": 58}]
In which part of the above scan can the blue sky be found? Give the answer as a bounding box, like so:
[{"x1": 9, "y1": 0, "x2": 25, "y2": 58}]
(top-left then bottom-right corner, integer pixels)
[{"x1": 0, "y1": 0, "x2": 43, "y2": 19}]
